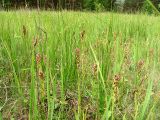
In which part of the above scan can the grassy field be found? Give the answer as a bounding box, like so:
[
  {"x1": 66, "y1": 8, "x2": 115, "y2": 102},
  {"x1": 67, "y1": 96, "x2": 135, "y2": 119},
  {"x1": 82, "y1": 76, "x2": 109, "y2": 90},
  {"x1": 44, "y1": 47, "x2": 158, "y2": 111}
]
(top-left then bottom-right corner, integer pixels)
[{"x1": 0, "y1": 11, "x2": 160, "y2": 120}]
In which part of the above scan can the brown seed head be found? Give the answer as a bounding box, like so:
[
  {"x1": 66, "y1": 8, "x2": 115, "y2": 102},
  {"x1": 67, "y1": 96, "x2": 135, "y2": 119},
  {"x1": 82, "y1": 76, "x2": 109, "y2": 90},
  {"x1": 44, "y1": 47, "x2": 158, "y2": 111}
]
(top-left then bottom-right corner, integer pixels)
[
  {"x1": 114, "y1": 74, "x2": 121, "y2": 82},
  {"x1": 75, "y1": 48, "x2": 81, "y2": 69},
  {"x1": 38, "y1": 70, "x2": 44, "y2": 79},
  {"x1": 137, "y1": 60, "x2": 144, "y2": 70},
  {"x1": 36, "y1": 53, "x2": 41, "y2": 64},
  {"x1": 80, "y1": 30, "x2": 85, "y2": 40},
  {"x1": 113, "y1": 74, "x2": 121, "y2": 103},
  {"x1": 93, "y1": 63, "x2": 98, "y2": 78}
]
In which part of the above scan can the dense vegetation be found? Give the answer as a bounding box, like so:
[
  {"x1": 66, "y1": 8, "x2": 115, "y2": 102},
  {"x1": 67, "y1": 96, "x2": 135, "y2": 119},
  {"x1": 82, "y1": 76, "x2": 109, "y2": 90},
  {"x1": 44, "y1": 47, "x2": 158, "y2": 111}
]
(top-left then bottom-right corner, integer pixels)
[
  {"x1": 0, "y1": 11, "x2": 160, "y2": 120},
  {"x1": 0, "y1": 0, "x2": 160, "y2": 120}
]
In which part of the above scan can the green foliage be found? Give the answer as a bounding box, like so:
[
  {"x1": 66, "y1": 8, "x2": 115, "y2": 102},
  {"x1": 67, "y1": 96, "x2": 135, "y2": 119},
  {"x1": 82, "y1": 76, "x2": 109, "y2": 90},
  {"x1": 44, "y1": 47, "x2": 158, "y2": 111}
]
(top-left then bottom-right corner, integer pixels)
[
  {"x1": 83, "y1": 0, "x2": 116, "y2": 11},
  {"x1": 94, "y1": 1, "x2": 105, "y2": 11},
  {"x1": 141, "y1": 0, "x2": 160, "y2": 15},
  {"x1": 84, "y1": 0, "x2": 96, "y2": 10},
  {"x1": 123, "y1": 0, "x2": 160, "y2": 13},
  {"x1": 142, "y1": 0, "x2": 155, "y2": 14}
]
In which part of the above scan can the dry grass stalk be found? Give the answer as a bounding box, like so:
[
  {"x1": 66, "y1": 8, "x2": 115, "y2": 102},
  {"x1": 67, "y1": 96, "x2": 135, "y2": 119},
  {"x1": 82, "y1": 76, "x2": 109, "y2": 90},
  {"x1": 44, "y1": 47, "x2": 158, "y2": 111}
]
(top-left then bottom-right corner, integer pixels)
[
  {"x1": 75, "y1": 48, "x2": 81, "y2": 70},
  {"x1": 123, "y1": 42, "x2": 131, "y2": 67},
  {"x1": 113, "y1": 74, "x2": 121, "y2": 102},
  {"x1": 113, "y1": 32, "x2": 117, "y2": 41},
  {"x1": 32, "y1": 37, "x2": 39, "y2": 47},
  {"x1": 92, "y1": 63, "x2": 98, "y2": 79}
]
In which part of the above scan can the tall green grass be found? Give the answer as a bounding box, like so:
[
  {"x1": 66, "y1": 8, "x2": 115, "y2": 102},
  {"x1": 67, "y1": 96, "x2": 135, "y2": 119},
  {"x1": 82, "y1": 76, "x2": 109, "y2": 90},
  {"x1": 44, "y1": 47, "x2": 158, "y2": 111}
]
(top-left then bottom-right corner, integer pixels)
[{"x1": 0, "y1": 11, "x2": 160, "y2": 119}]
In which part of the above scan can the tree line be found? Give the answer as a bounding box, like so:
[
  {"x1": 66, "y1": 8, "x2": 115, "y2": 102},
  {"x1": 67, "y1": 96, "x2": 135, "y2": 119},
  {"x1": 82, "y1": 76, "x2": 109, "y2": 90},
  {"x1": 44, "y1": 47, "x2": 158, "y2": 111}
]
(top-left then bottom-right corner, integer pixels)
[{"x1": 0, "y1": 0, "x2": 160, "y2": 12}]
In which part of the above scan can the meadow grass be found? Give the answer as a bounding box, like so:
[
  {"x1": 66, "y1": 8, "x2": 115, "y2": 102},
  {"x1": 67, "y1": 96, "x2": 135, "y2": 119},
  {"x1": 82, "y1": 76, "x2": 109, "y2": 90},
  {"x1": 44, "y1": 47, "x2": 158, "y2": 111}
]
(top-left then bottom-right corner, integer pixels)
[{"x1": 0, "y1": 10, "x2": 160, "y2": 120}]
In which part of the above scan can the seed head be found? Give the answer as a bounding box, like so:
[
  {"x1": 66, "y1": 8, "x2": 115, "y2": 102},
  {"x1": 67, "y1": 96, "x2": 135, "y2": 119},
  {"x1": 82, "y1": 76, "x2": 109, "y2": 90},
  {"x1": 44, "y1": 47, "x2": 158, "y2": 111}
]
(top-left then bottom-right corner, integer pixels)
[
  {"x1": 75, "y1": 48, "x2": 81, "y2": 69},
  {"x1": 36, "y1": 53, "x2": 41, "y2": 64},
  {"x1": 137, "y1": 60, "x2": 144, "y2": 70},
  {"x1": 114, "y1": 74, "x2": 121, "y2": 81},
  {"x1": 92, "y1": 63, "x2": 98, "y2": 79},
  {"x1": 38, "y1": 70, "x2": 44, "y2": 79},
  {"x1": 113, "y1": 74, "x2": 121, "y2": 102},
  {"x1": 80, "y1": 30, "x2": 85, "y2": 40}
]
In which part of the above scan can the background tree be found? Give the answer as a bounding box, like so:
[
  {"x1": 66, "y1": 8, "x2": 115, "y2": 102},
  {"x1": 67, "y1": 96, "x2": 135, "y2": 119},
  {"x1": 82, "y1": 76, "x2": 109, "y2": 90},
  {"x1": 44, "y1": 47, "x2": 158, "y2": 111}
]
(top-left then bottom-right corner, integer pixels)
[
  {"x1": 123, "y1": 0, "x2": 160, "y2": 12},
  {"x1": 83, "y1": 0, "x2": 116, "y2": 11},
  {"x1": 1, "y1": 0, "x2": 160, "y2": 11},
  {"x1": 123, "y1": 0, "x2": 144, "y2": 12},
  {"x1": 106, "y1": 0, "x2": 116, "y2": 10}
]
